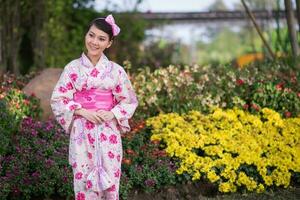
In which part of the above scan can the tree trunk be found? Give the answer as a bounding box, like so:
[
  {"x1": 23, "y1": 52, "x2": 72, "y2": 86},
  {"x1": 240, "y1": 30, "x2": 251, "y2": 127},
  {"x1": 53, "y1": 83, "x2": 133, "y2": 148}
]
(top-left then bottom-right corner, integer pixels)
[
  {"x1": 285, "y1": 0, "x2": 299, "y2": 57},
  {"x1": 296, "y1": 0, "x2": 300, "y2": 33},
  {"x1": 0, "y1": 0, "x2": 22, "y2": 75}
]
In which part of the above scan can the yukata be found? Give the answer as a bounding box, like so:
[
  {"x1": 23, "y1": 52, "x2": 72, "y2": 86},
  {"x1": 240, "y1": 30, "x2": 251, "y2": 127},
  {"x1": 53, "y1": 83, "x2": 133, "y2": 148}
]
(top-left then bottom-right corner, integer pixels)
[{"x1": 50, "y1": 53, "x2": 138, "y2": 200}]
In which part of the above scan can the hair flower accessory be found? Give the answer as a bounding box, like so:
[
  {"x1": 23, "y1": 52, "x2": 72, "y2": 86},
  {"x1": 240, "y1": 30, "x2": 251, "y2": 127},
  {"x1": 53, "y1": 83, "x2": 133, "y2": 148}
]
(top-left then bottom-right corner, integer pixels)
[{"x1": 105, "y1": 14, "x2": 120, "y2": 36}]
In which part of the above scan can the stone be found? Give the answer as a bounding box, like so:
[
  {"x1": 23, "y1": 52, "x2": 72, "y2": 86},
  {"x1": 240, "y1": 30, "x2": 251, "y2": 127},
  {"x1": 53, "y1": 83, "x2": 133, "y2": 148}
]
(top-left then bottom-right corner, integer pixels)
[{"x1": 22, "y1": 68, "x2": 63, "y2": 120}]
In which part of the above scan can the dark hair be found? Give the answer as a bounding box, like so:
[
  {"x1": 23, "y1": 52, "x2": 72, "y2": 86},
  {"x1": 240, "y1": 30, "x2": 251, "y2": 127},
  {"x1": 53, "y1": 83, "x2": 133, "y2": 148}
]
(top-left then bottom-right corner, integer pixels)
[{"x1": 86, "y1": 18, "x2": 114, "y2": 40}]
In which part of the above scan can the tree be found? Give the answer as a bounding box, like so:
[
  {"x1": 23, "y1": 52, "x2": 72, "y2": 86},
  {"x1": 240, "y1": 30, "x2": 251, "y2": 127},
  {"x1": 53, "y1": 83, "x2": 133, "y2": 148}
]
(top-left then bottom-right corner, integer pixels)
[{"x1": 284, "y1": 0, "x2": 299, "y2": 57}]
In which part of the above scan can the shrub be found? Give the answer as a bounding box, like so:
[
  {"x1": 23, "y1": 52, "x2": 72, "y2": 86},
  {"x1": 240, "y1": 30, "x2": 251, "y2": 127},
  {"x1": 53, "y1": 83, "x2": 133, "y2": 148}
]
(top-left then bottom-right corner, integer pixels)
[{"x1": 147, "y1": 108, "x2": 300, "y2": 193}]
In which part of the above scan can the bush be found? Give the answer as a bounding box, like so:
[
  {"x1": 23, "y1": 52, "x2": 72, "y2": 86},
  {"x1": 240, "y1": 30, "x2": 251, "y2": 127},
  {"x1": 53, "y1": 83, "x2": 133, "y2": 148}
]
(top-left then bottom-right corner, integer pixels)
[
  {"x1": 147, "y1": 108, "x2": 300, "y2": 193},
  {"x1": 120, "y1": 119, "x2": 177, "y2": 199},
  {"x1": 0, "y1": 118, "x2": 73, "y2": 199}
]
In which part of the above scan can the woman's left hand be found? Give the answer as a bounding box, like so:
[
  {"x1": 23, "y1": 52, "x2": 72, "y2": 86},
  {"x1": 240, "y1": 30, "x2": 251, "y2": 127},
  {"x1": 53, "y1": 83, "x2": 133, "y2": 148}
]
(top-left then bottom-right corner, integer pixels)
[{"x1": 97, "y1": 110, "x2": 115, "y2": 121}]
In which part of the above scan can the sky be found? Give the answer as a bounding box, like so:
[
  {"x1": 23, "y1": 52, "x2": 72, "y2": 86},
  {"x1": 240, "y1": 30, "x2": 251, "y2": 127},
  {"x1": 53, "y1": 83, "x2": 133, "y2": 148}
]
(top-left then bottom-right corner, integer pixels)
[{"x1": 94, "y1": 0, "x2": 241, "y2": 12}]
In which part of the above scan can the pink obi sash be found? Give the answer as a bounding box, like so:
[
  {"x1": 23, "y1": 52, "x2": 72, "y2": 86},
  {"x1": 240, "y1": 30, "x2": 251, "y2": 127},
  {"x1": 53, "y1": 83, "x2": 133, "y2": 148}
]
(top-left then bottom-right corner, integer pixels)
[{"x1": 73, "y1": 88, "x2": 114, "y2": 111}]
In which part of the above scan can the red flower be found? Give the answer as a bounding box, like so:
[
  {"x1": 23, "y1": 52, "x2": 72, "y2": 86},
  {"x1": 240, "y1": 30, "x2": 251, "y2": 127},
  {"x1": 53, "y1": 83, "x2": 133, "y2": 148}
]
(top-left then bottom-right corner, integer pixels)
[
  {"x1": 107, "y1": 184, "x2": 116, "y2": 192},
  {"x1": 298, "y1": 92, "x2": 300, "y2": 98},
  {"x1": 236, "y1": 78, "x2": 244, "y2": 86},
  {"x1": 284, "y1": 111, "x2": 291, "y2": 118},
  {"x1": 275, "y1": 82, "x2": 284, "y2": 91},
  {"x1": 243, "y1": 104, "x2": 249, "y2": 110},
  {"x1": 114, "y1": 169, "x2": 120, "y2": 177},
  {"x1": 251, "y1": 103, "x2": 260, "y2": 111},
  {"x1": 87, "y1": 133, "x2": 95, "y2": 144}
]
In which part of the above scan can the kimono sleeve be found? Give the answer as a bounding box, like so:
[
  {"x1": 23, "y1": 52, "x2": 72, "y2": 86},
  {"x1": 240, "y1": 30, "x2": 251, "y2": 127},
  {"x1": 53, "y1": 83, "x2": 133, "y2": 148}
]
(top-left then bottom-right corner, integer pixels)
[
  {"x1": 50, "y1": 66, "x2": 81, "y2": 133},
  {"x1": 111, "y1": 67, "x2": 138, "y2": 133}
]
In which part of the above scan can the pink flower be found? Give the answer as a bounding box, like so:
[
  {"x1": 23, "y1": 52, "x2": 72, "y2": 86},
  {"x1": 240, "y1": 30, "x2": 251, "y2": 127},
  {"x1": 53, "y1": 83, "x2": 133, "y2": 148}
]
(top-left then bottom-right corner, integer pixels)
[
  {"x1": 66, "y1": 82, "x2": 73, "y2": 90},
  {"x1": 86, "y1": 180, "x2": 93, "y2": 189},
  {"x1": 72, "y1": 162, "x2": 77, "y2": 168},
  {"x1": 63, "y1": 98, "x2": 70, "y2": 104},
  {"x1": 109, "y1": 134, "x2": 118, "y2": 144},
  {"x1": 117, "y1": 154, "x2": 121, "y2": 162},
  {"x1": 275, "y1": 82, "x2": 284, "y2": 91},
  {"x1": 70, "y1": 73, "x2": 78, "y2": 82},
  {"x1": 114, "y1": 169, "x2": 120, "y2": 177},
  {"x1": 85, "y1": 121, "x2": 95, "y2": 130},
  {"x1": 121, "y1": 109, "x2": 127, "y2": 115},
  {"x1": 69, "y1": 104, "x2": 77, "y2": 111},
  {"x1": 76, "y1": 192, "x2": 85, "y2": 200},
  {"x1": 87, "y1": 152, "x2": 92, "y2": 159},
  {"x1": 298, "y1": 92, "x2": 300, "y2": 98},
  {"x1": 100, "y1": 133, "x2": 107, "y2": 141},
  {"x1": 75, "y1": 172, "x2": 83, "y2": 180},
  {"x1": 108, "y1": 151, "x2": 114, "y2": 159},
  {"x1": 115, "y1": 84, "x2": 122, "y2": 93},
  {"x1": 60, "y1": 118, "x2": 66, "y2": 125},
  {"x1": 90, "y1": 68, "x2": 99, "y2": 77},
  {"x1": 107, "y1": 184, "x2": 116, "y2": 192},
  {"x1": 87, "y1": 133, "x2": 95, "y2": 144},
  {"x1": 59, "y1": 86, "x2": 67, "y2": 93}
]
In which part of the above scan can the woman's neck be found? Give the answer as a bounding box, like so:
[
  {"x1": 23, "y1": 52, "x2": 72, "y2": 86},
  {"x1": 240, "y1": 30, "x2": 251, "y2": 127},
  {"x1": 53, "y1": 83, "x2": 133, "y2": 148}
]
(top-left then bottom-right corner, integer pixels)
[{"x1": 87, "y1": 53, "x2": 102, "y2": 66}]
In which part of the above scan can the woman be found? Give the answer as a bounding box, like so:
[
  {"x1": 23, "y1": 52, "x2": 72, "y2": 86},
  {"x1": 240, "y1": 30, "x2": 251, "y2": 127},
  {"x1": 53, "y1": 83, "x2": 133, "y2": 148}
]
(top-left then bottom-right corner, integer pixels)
[{"x1": 51, "y1": 14, "x2": 138, "y2": 200}]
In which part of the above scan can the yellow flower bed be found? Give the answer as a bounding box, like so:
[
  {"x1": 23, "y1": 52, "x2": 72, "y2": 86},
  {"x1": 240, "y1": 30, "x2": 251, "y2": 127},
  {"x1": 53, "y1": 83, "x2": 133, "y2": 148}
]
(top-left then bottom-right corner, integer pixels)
[{"x1": 147, "y1": 108, "x2": 300, "y2": 193}]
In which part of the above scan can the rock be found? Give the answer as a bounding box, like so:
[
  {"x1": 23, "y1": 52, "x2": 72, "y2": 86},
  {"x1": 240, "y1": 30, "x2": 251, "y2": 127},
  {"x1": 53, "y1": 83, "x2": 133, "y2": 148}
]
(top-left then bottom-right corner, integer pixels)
[{"x1": 22, "y1": 68, "x2": 63, "y2": 120}]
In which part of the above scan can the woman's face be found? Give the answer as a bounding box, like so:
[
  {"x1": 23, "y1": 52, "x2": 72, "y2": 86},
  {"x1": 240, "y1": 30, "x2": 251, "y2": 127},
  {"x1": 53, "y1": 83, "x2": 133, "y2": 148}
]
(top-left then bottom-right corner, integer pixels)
[{"x1": 85, "y1": 25, "x2": 112, "y2": 57}]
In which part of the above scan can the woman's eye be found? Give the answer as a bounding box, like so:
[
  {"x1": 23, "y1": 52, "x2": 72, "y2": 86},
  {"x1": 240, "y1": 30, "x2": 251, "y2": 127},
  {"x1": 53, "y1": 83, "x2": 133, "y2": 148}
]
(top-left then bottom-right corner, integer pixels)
[{"x1": 89, "y1": 33, "x2": 94, "y2": 37}]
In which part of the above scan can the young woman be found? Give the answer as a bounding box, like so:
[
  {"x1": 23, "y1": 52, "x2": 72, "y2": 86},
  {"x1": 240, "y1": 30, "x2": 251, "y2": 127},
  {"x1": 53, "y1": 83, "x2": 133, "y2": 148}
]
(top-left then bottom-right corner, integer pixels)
[{"x1": 51, "y1": 14, "x2": 138, "y2": 200}]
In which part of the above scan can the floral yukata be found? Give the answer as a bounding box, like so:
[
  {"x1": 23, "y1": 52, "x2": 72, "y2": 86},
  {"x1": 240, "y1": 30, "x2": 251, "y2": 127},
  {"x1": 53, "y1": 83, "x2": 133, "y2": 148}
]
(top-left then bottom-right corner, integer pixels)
[{"x1": 51, "y1": 53, "x2": 138, "y2": 200}]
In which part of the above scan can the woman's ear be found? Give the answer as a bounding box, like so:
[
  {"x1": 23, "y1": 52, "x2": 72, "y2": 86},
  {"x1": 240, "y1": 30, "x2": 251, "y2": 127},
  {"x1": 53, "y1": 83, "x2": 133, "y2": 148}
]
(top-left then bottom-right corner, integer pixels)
[{"x1": 107, "y1": 40, "x2": 113, "y2": 49}]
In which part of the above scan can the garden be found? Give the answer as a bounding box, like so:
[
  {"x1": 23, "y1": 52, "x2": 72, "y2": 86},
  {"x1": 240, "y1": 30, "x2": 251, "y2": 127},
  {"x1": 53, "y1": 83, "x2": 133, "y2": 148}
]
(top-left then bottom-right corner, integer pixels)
[
  {"x1": 1, "y1": 0, "x2": 300, "y2": 199},
  {"x1": 0, "y1": 57, "x2": 300, "y2": 199}
]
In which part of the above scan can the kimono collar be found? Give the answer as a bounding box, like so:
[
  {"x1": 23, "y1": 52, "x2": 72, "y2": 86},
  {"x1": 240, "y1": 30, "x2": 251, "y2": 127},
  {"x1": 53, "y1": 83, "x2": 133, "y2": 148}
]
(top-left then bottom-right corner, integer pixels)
[{"x1": 80, "y1": 52, "x2": 110, "y2": 69}]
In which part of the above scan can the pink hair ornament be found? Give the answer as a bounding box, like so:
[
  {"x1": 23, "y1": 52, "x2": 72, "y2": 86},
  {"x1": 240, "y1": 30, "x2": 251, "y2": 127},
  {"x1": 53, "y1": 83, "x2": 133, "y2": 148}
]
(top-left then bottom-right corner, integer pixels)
[{"x1": 105, "y1": 14, "x2": 120, "y2": 36}]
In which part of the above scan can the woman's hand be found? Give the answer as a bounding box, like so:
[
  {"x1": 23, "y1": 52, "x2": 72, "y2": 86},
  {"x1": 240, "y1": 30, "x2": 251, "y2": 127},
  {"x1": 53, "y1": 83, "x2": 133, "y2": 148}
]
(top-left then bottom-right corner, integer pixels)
[
  {"x1": 75, "y1": 108, "x2": 103, "y2": 124},
  {"x1": 97, "y1": 110, "x2": 115, "y2": 121}
]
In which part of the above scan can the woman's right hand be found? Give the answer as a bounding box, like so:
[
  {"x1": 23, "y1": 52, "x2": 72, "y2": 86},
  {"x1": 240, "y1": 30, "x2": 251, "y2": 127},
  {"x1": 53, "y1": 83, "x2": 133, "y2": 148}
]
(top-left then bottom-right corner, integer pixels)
[{"x1": 75, "y1": 108, "x2": 103, "y2": 124}]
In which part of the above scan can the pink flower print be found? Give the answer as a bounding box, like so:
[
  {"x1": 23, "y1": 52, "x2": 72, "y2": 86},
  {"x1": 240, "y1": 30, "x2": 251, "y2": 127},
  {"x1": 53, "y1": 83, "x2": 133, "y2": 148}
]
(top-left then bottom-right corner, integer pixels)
[
  {"x1": 66, "y1": 82, "x2": 73, "y2": 90},
  {"x1": 76, "y1": 192, "x2": 85, "y2": 200},
  {"x1": 108, "y1": 151, "x2": 114, "y2": 159},
  {"x1": 115, "y1": 84, "x2": 122, "y2": 93},
  {"x1": 121, "y1": 109, "x2": 127, "y2": 116},
  {"x1": 63, "y1": 98, "x2": 70, "y2": 104},
  {"x1": 107, "y1": 184, "x2": 116, "y2": 192},
  {"x1": 90, "y1": 68, "x2": 99, "y2": 77},
  {"x1": 59, "y1": 86, "x2": 67, "y2": 93},
  {"x1": 69, "y1": 104, "x2": 77, "y2": 111},
  {"x1": 87, "y1": 152, "x2": 92, "y2": 159},
  {"x1": 60, "y1": 118, "x2": 66, "y2": 125},
  {"x1": 82, "y1": 83, "x2": 87, "y2": 90},
  {"x1": 100, "y1": 133, "x2": 107, "y2": 142},
  {"x1": 85, "y1": 96, "x2": 92, "y2": 101},
  {"x1": 70, "y1": 73, "x2": 78, "y2": 82},
  {"x1": 114, "y1": 169, "x2": 120, "y2": 177},
  {"x1": 72, "y1": 162, "x2": 77, "y2": 168},
  {"x1": 86, "y1": 180, "x2": 93, "y2": 189},
  {"x1": 87, "y1": 133, "x2": 95, "y2": 144},
  {"x1": 109, "y1": 134, "x2": 118, "y2": 144},
  {"x1": 75, "y1": 172, "x2": 83, "y2": 180},
  {"x1": 85, "y1": 121, "x2": 95, "y2": 130},
  {"x1": 116, "y1": 154, "x2": 121, "y2": 162}
]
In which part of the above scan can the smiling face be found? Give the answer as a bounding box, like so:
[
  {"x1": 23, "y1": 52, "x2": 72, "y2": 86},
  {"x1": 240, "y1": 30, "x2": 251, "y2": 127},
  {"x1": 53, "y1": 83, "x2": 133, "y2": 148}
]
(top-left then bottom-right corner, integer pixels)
[{"x1": 85, "y1": 24, "x2": 112, "y2": 59}]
